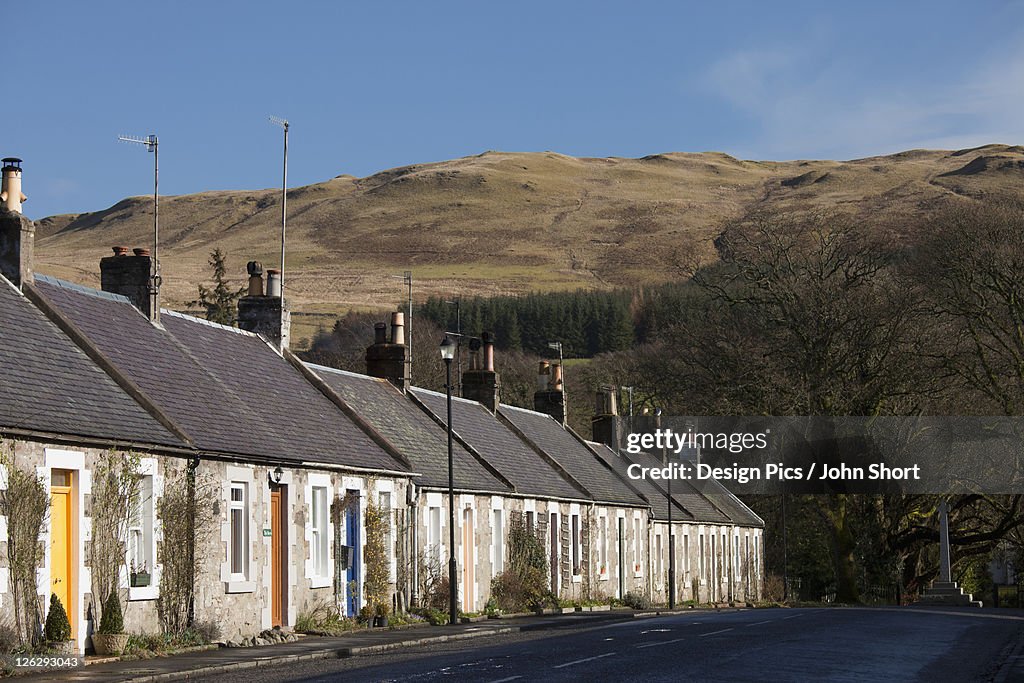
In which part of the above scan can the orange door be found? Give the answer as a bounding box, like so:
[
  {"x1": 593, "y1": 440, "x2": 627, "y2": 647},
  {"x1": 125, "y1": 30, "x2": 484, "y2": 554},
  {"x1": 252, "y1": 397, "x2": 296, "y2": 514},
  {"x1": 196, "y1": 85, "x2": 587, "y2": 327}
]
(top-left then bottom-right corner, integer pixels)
[
  {"x1": 50, "y1": 481, "x2": 74, "y2": 638},
  {"x1": 270, "y1": 489, "x2": 283, "y2": 627}
]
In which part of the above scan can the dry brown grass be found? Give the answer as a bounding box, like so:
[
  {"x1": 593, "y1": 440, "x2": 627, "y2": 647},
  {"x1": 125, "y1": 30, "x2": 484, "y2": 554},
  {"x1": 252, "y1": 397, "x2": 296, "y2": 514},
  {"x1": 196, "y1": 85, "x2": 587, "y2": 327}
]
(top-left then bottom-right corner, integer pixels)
[{"x1": 33, "y1": 144, "x2": 1024, "y2": 348}]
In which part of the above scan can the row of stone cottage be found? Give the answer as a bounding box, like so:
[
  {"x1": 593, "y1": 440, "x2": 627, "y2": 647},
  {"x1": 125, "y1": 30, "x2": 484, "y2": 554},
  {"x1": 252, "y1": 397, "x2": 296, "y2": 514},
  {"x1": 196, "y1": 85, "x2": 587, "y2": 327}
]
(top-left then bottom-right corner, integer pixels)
[{"x1": 0, "y1": 181, "x2": 762, "y2": 653}]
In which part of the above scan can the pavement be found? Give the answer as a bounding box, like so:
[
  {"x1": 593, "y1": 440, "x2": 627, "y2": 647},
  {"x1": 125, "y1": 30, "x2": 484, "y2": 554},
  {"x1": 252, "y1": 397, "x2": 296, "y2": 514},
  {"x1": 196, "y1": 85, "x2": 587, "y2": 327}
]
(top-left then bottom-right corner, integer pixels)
[{"x1": 23, "y1": 608, "x2": 647, "y2": 682}]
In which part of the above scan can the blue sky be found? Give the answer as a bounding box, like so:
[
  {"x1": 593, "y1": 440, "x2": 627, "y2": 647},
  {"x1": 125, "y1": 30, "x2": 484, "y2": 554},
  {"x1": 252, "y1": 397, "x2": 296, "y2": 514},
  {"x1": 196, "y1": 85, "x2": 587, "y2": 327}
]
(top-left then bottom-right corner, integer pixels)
[{"x1": 10, "y1": 1, "x2": 1024, "y2": 219}]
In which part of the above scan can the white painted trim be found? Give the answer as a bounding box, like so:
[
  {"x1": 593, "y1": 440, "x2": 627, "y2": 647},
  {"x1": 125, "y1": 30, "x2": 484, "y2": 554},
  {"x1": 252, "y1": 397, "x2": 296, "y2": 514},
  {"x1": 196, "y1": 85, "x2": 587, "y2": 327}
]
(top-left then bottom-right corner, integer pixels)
[
  {"x1": 42, "y1": 449, "x2": 88, "y2": 654},
  {"x1": 305, "y1": 473, "x2": 333, "y2": 587},
  {"x1": 222, "y1": 465, "x2": 257, "y2": 589}
]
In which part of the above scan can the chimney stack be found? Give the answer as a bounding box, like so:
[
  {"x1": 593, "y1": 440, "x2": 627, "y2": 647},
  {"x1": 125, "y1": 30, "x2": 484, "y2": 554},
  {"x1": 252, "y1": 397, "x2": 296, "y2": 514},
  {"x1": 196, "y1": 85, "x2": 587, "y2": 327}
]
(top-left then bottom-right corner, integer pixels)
[
  {"x1": 462, "y1": 331, "x2": 500, "y2": 411},
  {"x1": 366, "y1": 311, "x2": 409, "y2": 391},
  {"x1": 237, "y1": 261, "x2": 291, "y2": 348},
  {"x1": 0, "y1": 159, "x2": 33, "y2": 288},
  {"x1": 534, "y1": 360, "x2": 567, "y2": 425},
  {"x1": 101, "y1": 245, "x2": 160, "y2": 319},
  {"x1": 592, "y1": 386, "x2": 621, "y2": 450}
]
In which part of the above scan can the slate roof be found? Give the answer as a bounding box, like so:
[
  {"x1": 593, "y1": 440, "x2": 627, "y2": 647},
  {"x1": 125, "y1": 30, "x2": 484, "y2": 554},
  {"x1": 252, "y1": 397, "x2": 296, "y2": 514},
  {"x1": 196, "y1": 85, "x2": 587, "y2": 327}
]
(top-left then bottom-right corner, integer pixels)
[
  {"x1": 311, "y1": 366, "x2": 508, "y2": 492},
  {"x1": 0, "y1": 277, "x2": 182, "y2": 447},
  {"x1": 599, "y1": 445, "x2": 762, "y2": 527},
  {"x1": 587, "y1": 442, "x2": 694, "y2": 522},
  {"x1": 412, "y1": 388, "x2": 585, "y2": 501},
  {"x1": 34, "y1": 277, "x2": 404, "y2": 472},
  {"x1": 497, "y1": 404, "x2": 646, "y2": 507}
]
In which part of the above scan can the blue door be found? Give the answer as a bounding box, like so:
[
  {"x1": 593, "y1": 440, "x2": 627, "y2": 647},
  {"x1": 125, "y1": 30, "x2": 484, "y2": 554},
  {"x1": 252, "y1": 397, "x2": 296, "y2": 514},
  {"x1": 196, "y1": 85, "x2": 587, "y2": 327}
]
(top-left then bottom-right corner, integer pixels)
[{"x1": 345, "y1": 490, "x2": 361, "y2": 617}]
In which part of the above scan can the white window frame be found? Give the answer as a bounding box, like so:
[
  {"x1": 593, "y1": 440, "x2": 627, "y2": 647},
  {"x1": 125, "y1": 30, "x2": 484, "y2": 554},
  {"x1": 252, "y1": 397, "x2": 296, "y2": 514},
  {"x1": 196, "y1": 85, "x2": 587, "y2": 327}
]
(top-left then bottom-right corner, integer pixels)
[
  {"x1": 229, "y1": 482, "x2": 249, "y2": 580},
  {"x1": 428, "y1": 505, "x2": 441, "y2": 565},
  {"x1": 570, "y1": 510, "x2": 581, "y2": 581},
  {"x1": 223, "y1": 465, "x2": 256, "y2": 593},
  {"x1": 492, "y1": 508, "x2": 504, "y2": 574},
  {"x1": 126, "y1": 465, "x2": 158, "y2": 602},
  {"x1": 598, "y1": 513, "x2": 609, "y2": 580}
]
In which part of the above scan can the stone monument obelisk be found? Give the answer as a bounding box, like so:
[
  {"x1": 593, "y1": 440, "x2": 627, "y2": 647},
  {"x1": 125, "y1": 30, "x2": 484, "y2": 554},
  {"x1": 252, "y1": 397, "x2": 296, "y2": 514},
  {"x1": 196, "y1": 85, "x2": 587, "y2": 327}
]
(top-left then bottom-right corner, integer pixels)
[{"x1": 919, "y1": 499, "x2": 981, "y2": 606}]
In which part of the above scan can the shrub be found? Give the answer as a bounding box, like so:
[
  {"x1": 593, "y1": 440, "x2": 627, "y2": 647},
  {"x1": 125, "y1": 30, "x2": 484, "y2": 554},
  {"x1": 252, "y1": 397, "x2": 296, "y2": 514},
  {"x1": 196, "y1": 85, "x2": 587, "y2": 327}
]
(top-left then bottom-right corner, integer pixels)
[
  {"x1": 763, "y1": 575, "x2": 785, "y2": 603},
  {"x1": 363, "y1": 502, "x2": 390, "y2": 616},
  {"x1": 0, "y1": 620, "x2": 19, "y2": 655},
  {"x1": 44, "y1": 595, "x2": 71, "y2": 643},
  {"x1": 490, "y1": 566, "x2": 548, "y2": 612},
  {"x1": 622, "y1": 591, "x2": 652, "y2": 610},
  {"x1": 98, "y1": 592, "x2": 124, "y2": 634},
  {"x1": 295, "y1": 600, "x2": 359, "y2": 636},
  {"x1": 191, "y1": 619, "x2": 221, "y2": 644},
  {"x1": 424, "y1": 575, "x2": 451, "y2": 612}
]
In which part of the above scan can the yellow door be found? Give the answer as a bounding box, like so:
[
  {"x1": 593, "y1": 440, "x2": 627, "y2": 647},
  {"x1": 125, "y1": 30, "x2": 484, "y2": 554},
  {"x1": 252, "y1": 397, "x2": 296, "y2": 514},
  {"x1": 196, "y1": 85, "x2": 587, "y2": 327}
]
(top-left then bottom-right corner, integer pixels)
[{"x1": 50, "y1": 483, "x2": 74, "y2": 638}]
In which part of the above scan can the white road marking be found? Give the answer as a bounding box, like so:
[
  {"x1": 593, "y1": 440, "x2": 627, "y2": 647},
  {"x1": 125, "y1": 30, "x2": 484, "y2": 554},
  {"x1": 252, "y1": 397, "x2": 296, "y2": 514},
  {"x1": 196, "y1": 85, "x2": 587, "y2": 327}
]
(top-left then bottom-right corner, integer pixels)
[
  {"x1": 746, "y1": 620, "x2": 775, "y2": 627},
  {"x1": 487, "y1": 677, "x2": 523, "y2": 683},
  {"x1": 553, "y1": 652, "x2": 616, "y2": 669},
  {"x1": 637, "y1": 637, "x2": 686, "y2": 649},
  {"x1": 699, "y1": 628, "x2": 734, "y2": 637}
]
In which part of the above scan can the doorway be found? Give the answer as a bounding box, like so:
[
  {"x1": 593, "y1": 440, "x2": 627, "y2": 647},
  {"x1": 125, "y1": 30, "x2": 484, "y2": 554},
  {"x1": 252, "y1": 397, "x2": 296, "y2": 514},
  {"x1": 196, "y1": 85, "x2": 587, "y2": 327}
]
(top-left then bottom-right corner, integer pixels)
[
  {"x1": 345, "y1": 490, "x2": 361, "y2": 617},
  {"x1": 50, "y1": 470, "x2": 75, "y2": 638},
  {"x1": 462, "y1": 507, "x2": 474, "y2": 612},
  {"x1": 270, "y1": 486, "x2": 288, "y2": 627}
]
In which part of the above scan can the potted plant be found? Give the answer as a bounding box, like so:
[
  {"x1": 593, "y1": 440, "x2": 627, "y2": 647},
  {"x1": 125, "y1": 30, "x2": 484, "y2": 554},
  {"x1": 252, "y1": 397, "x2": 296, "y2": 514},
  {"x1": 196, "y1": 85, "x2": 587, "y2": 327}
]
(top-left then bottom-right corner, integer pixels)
[
  {"x1": 44, "y1": 594, "x2": 76, "y2": 655},
  {"x1": 92, "y1": 592, "x2": 129, "y2": 655},
  {"x1": 130, "y1": 561, "x2": 150, "y2": 588},
  {"x1": 373, "y1": 603, "x2": 390, "y2": 628}
]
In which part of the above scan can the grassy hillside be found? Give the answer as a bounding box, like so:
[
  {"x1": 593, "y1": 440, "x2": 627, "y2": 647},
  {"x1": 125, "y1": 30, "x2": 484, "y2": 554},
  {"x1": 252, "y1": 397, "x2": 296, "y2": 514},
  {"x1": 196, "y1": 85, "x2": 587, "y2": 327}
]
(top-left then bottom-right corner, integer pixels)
[{"x1": 33, "y1": 144, "x2": 1024, "y2": 346}]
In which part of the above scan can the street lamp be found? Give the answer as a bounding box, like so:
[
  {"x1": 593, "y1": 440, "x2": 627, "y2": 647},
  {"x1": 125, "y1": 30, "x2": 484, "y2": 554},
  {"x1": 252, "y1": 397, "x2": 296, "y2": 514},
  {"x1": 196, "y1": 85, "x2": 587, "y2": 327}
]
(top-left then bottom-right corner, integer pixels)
[
  {"x1": 439, "y1": 335, "x2": 458, "y2": 625},
  {"x1": 657, "y1": 408, "x2": 675, "y2": 609}
]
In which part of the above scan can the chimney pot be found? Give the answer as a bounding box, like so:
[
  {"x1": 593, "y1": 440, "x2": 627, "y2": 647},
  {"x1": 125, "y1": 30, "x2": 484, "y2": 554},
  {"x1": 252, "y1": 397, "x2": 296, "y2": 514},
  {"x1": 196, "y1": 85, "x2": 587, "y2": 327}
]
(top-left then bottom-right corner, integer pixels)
[
  {"x1": 1, "y1": 158, "x2": 26, "y2": 214},
  {"x1": 112, "y1": 246, "x2": 130, "y2": 256},
  {"x1": 133, "y1": 247, "x2": 150, "y2": 257},
  {"x1": 537, "y1": 360, "x2": 551, "y2": 390},
  {"x1": 266, "y1": 268, "x2": 281, "y2": 298},
  {"x1": 481, "y1": 331, "x2": 495, "y2": 372},
  {"x1": 551, "y1": 363, "x2": 564, "y2": 390},
  {"x1": 374, "y1": 322, "x2": 387, "y2": 344},
  {"x1": 391, "y1": 311, "x2": 405, "y2": 345}
]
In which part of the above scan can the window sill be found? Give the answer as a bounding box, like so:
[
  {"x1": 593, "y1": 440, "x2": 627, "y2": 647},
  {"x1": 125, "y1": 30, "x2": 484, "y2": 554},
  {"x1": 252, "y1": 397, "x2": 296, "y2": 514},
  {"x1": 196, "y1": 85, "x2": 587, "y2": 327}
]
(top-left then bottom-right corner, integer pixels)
[
  {"x1": 309, "y1": 576, "x2": 332, "y2": 589},
  {"x1": 572, "y1": 574, "x2": 582, "y2": 584},
  {"x1": 225, "y1": 580, "x2": 256, "y2": 594},
  {"x1": 128, "y1": 586, "x2": 158, "y2": 602}
]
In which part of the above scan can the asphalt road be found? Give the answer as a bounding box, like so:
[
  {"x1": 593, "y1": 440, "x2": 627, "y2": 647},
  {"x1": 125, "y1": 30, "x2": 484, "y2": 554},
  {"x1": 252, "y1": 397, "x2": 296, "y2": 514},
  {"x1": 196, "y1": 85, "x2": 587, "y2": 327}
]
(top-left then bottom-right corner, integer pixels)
[{"x1": 193, "y1": 608, "x2": 1024, "y2": 683}]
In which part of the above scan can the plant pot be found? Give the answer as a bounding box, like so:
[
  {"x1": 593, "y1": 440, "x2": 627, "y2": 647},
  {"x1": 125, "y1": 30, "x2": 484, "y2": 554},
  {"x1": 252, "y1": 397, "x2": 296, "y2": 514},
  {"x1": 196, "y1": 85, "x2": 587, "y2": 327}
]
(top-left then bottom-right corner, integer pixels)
[
  {"x1": 92, "y1": 632, "x2": 129, "y2": 656},
  {"x1": 373, "y1": 616, "x2": 387, "y2": 628},
  {"x1": 49, "y1": 639, "x2": 77, "y2": 656},
  {"x1": 130, "y1": 572, "x2": 151, "y2": 588}
]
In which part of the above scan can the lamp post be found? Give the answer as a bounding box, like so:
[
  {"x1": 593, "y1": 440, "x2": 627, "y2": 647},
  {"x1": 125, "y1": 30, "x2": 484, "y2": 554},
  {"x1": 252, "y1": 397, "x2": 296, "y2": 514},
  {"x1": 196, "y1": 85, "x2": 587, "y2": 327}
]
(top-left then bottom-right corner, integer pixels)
[
  {"x1": 440, "y1": 335, "x2": 458, "y2": 625},
  {"x1": 657, "y1": 408, "x2": 675, "y2": 609}
]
